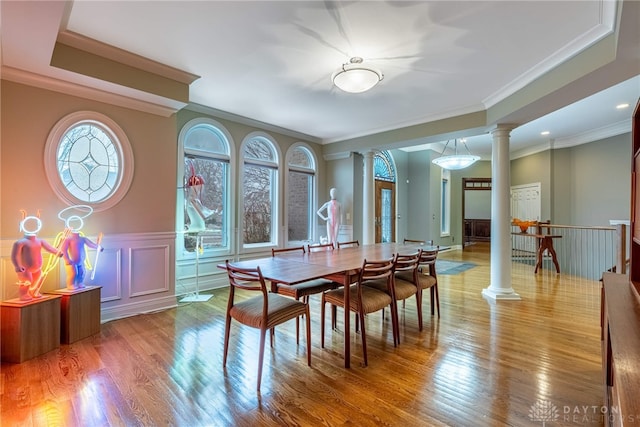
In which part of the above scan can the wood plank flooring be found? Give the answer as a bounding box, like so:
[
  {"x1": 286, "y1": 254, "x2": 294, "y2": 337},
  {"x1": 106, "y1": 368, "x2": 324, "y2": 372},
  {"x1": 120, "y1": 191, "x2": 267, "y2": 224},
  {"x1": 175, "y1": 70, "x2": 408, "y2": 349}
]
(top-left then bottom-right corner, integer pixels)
[{"x1": 1, "y1": 244, "x2": 606, "y2": 426}]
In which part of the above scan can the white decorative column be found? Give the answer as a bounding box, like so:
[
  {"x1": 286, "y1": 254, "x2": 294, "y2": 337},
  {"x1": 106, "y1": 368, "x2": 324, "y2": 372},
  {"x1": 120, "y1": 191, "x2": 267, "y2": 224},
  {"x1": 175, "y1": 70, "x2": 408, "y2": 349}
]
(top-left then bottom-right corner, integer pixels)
[
  {"x1": 482, "y1": 125, "x2": 521, "y2": 300},
  {"x1": 362, "y1": 151, "x2": 375, "y2": 245}
]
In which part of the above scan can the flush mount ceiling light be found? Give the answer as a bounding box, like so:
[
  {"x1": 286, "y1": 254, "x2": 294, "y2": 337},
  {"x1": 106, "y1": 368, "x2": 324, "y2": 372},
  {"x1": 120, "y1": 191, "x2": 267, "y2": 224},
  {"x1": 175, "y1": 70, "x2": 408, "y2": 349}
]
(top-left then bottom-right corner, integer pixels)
[
  {"x1": 431, "y1": 138, "x2": 480, "y2": 170},
  {"x1": 331, "y1": 57, "x2": 384, "y2": 94}
]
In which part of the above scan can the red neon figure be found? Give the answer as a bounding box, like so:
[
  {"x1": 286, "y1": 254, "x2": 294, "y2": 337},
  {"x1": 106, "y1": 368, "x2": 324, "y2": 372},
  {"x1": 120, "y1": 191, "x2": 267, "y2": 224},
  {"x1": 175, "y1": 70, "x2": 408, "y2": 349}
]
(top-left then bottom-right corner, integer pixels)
[{"x1": 10, "y1": 213, "x2": 61, "y2": 301}]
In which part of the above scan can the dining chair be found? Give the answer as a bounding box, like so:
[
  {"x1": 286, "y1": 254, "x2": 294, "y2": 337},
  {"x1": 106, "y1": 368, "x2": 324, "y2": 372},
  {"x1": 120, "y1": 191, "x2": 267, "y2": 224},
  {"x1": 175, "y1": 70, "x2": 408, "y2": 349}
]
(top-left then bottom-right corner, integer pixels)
[
  {"x1": 321, "y1": 257, "x2": 398, "y2": 366},
  {"x1": 396, "y1": 247, "x2": 440, "y2": 325},
  {"x1": 403, "y1": 238, "x2": 434, "y2": 246},
  {"x1": 223, "y1": 261, "x2": 311, "y2": 391},
  {"x1": 367, "y1": 250, "x2": 422, "y2": 336},
  {"x1": 271, "y1": 245, "x2": 337, "y2": 342},
  {"x1": 337, "y1": 240, "x2": 359, "y2": 249}
]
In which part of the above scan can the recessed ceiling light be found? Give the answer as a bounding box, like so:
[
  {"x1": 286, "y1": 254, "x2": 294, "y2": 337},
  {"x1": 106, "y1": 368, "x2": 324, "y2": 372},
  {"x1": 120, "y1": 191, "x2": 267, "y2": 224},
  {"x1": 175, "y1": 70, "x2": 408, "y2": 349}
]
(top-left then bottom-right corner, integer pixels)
[
  {"x1": 616, "y1": 103, "x2": 630, "y2": 109},
  {"x1": 541, "y1": 131, "x2": 550, "y2": 136}
]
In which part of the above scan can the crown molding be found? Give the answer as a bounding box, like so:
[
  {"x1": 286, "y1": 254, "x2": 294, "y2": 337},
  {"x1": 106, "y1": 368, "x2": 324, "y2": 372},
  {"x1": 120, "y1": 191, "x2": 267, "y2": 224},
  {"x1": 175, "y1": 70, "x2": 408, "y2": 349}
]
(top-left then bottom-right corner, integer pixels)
[
  {"x1": 510, "y1": 118, "x2": 631, "y2": 160},
  {"x1": 2, "y1": 66, "x2": 186, "y2": 117},
  {"x1": 184, "y1": 103, "x2": 322, "y2": 144},
  {"x1": 552, "y1": 118, "x2": 631, "y2": 148},
  {"x1": 483, "y1": 0, "x2": 616, "y2": 109},
  {"x1": 509, "y1": 141, "x2": 554, "y2": 161}
]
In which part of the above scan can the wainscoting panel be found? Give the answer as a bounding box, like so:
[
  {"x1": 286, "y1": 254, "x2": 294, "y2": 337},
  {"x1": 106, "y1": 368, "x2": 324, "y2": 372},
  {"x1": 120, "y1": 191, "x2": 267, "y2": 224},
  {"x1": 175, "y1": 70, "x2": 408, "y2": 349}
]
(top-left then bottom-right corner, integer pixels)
[
  {"x1": 128, "y1": 245, "x2": 170, "y2": 298},
  {"x1": 1, "y1": 232, "x2": 178, "y2": 324}
]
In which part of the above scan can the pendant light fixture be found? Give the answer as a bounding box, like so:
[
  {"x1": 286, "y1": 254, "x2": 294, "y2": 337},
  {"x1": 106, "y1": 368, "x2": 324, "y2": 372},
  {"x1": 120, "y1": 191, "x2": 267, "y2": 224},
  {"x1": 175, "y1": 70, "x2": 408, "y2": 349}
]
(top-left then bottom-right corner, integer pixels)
[
  {"x1": 332, "y1": 57, "x2": 384, "y2": 94},
  {"x1": 431, "y1": 138, "x2": 480, "y2": 170}
]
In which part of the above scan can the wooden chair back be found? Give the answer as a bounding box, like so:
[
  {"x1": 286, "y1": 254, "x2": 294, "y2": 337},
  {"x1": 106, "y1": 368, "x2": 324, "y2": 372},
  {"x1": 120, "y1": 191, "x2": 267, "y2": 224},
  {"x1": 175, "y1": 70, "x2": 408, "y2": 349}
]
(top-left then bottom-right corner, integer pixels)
[
  {"x1": 225, "y1": 260, "x2": 267, "y2": 294},
  {"x1": 337, "y1": 240, "x2": 359, "y2": 249},
  {"x1": 394, "y1": 250, "x2": 422, "y2": 275},
  {"x1": 307, "y1": 242, "x2": 334, "y2": 252},
  {"x1": 272, "y1": 246, "x2": 306, "y2": 257},
  {"x1": 418, "y1": 248, "x2": 439, "y2": 276},
  {"x1": 359, "y1": 257, "x2": 394, "y2": 283}
]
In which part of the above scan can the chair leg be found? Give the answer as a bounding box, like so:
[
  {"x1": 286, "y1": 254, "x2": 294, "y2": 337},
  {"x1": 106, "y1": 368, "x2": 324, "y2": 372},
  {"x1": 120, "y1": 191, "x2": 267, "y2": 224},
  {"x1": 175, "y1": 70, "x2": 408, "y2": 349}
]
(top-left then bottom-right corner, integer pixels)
[
  {"x1": 331, "y1": 304, "x2": 337, "y2": 329},
  {"x1": 295, "y1": 297, "x2": 303, "y2": 345},
  {"x1": 430, "y1": 287, "x2": 435, "y2": 316},
  {"x1": 304, "y1": 307, "x2": 311, "y2": 366},
  {"x1": 391, "y1": 300, "x2": 400, "y2": 346},
  {"x1": 257, "y1": 327, "x2": 267, "y2": 391},
  {"x1": 223, "y1": 315, "x2": 232, "y2": 367},
  {"x1": 321, "y1": 296, "x2": 326, "y2": 348},
  {"x1": 434, "y1": 284, "x2": 440, "y2": 317},
  {"x1": 359, "y1": 310, "x2": 368, "y2": 366},
  {"x1": 416, "y1": 289, "x2": 424, "y2": 331}
]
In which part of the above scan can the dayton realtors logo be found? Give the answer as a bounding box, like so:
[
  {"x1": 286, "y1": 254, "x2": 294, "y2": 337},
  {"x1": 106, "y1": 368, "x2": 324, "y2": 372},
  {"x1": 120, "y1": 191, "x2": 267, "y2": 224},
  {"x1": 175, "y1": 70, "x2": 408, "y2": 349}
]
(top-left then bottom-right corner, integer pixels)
[
  {"x1": 529, "y1": 400, "x2": 559, "y2": 426},
  {"x1": 529, "y1": 399, "x2": 636, "y2": 425}
]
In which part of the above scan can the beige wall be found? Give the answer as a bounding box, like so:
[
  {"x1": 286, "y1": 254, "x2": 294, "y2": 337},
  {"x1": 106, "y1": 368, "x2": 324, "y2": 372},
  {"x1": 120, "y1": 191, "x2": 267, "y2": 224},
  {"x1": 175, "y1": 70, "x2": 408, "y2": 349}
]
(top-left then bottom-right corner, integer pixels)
[
  {"x1": 553, "y1": 133, "x2": 631, "y2": 226},
  {"x1": 1, "y1": 81, "x2": 177, "y2": 238}
]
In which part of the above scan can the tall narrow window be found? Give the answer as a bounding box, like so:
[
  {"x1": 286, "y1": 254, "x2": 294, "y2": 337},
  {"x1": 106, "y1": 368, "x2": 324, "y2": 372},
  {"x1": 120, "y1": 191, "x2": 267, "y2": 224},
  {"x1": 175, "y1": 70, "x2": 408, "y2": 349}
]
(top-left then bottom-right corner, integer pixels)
[
  {"x1": 178, "y1": 119, "x2": 232, "y2": 255},
  {"x1": 287, "y1": 145, "x2": 316, "y2": 243},
  {"x1": 374, "y1": 151, "x2": 396, "y2": 243},
  {"x1": 242, "y1": 135, "x2": 279, "y2": 247},
  {"x1": 441, "y1": 168, "x2": 451, "y2": 236}
]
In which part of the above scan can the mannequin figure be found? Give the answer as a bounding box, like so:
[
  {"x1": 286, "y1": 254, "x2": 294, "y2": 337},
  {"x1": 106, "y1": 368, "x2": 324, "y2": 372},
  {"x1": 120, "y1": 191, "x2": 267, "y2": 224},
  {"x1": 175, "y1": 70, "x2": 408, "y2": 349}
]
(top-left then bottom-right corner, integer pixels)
[
  {"x1": 11, "y1": 214, "x2": 61, "y2": 301},
  {"x1": 185, "y1": 162, "x2": 214, "y2": 232},
  {"x1": 60, "y1": 215, "x2": 103, "y2": 290},
  {"x1": 317, "y1": 188, "x2": 341, "y2": 245}
]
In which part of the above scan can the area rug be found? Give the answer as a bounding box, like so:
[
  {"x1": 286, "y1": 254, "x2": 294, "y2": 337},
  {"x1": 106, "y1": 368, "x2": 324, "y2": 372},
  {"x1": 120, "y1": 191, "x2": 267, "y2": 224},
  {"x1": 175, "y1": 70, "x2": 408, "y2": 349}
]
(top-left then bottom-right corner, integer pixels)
[{"x1": 435, "y1": 260, "x2": 477, "y2": 275}]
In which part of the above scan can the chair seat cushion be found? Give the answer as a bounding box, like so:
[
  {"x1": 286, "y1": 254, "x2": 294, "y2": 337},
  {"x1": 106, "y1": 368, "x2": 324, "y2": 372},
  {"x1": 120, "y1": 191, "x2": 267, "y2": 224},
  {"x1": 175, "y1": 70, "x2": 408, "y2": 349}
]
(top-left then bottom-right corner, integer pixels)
[
  {"x1": 324, "y1": 285, "x2": 392, "y2": 314},
  {"x1": 417, "y1": 274, "x2": 437, "y2": 289},
  {"x1": 394, "y1": 271, "x2": 415, "y2": 283},
  {"x1": 230, "y1": 293, "x2": 307, "y2": 329},
  {"x1": 392, "y1": 278, "x2": 418, "y2": 300},
  {"x1": 367, "y1": 276, "x2": 417, "y2": 300},
  {"x1": 274, "y1": 279, "x2": 338, "y2": 299}
]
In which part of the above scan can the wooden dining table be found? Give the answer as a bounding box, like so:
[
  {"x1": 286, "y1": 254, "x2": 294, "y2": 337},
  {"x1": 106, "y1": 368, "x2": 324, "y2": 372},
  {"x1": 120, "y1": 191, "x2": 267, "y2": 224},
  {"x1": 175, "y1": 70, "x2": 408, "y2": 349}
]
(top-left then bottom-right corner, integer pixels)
[{"x1": 219, "y1": 242, "x2": 428, "y2": 368}]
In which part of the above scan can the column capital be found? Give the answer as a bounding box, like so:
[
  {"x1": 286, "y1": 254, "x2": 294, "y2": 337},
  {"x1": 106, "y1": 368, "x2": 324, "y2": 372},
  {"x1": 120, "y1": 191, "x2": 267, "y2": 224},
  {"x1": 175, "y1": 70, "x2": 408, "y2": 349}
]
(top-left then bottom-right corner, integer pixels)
[{"x1": 489, "y1": 123, "x2": 518, "y2": 137}]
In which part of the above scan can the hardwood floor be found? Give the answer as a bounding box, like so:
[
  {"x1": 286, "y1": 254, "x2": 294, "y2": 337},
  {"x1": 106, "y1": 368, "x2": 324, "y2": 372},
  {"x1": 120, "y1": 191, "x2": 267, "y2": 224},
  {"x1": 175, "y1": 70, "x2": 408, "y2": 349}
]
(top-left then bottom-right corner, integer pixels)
[{"x1": 1, "y1": 244, "x2": 606, "y2": 426}]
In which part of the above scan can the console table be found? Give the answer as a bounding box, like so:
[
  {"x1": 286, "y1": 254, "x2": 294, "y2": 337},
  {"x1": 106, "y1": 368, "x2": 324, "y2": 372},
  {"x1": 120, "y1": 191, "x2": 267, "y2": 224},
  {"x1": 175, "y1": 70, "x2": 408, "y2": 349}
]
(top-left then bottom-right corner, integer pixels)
[
  {"x1": 1, "y1": 295, "x2": 62, "y2": 363},
  {"x1": 601, "y1": 272, "x2": 640, "y2": 427},
  {"x1": 512, "y1": 232, "x2": 562, "y2": 273},
  {"x1": 47, "y1": 286, "x2": 101, "y2": 344}
]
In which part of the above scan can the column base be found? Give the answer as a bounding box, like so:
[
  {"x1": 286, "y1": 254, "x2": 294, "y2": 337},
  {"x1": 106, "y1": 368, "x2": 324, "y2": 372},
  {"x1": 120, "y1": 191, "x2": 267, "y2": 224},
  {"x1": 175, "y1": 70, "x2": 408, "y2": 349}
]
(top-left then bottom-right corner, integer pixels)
[{"x1": 482, "y1": 287, "x2": 521, "y2": 301}]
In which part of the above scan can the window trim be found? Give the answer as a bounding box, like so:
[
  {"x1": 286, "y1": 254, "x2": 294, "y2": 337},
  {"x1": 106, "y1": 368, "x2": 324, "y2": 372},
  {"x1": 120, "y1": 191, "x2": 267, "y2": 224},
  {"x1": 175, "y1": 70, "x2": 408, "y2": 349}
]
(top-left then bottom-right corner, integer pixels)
[
  {"x1": 44, "y1": 111, "x2": 134, "y2": 212},
  {"x1": 440, "y1": 168, "x2": 451, "y2": 237},
  {"x1": 239, "y1": 132, "x2": 281, "y2": 252},
  {"x1": 176, "y1": 117, "x2": 235, "y2": 258},
  {"x1": 285, "y1": 143, "x2": 318, "y2": 246}
]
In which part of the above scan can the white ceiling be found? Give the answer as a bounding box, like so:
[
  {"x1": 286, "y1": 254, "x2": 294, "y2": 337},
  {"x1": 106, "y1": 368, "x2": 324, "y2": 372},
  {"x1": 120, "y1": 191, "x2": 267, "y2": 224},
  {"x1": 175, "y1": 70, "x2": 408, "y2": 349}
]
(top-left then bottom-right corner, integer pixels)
[{"x1": 2, "y1": 1, "x2": 639, "y2": 159}]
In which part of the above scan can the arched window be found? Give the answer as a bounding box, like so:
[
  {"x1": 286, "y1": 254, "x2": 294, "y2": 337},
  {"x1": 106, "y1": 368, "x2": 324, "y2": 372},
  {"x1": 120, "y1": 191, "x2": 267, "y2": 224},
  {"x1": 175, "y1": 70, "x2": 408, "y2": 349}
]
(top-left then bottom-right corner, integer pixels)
[
  {"x1": 241, "y1": 133, "x2": 280, "y2": 248},
  {"x1": 177, "y1": 118, "x2": 233, "y2": 255},
  {"x1": 44, "y1": 111, "x2": 134, "y2": 211},
  {"x1": 374, "y1": 150, "x2": 396, "y2": 182},
  {"x1": 286, "y1": 144, "x2": 317, "y2": 244}
]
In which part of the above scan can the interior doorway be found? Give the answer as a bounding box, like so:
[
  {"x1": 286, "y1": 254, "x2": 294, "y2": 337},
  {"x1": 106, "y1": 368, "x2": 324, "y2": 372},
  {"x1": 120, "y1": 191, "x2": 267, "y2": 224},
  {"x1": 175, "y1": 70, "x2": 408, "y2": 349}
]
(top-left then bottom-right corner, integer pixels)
[
  {"x1": 462, "y1": 178, "x2": 492, "y2": 248},
  {"x1": 375, "y1": 180, "x2": 395, "y2": 243}
]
